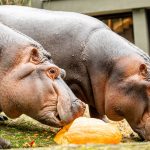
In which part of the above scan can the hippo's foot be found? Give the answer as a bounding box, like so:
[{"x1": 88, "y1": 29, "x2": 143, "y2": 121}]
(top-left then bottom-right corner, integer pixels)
[
  {"x1": 0, "y1": 115, "x2": 8, "y2": 121},
  {"x1": 102, "y1": 115, "x2": 110, "y2": 123},
  {"x1": 0, "y1": 138, "x2": 11, "y2": 149},
  {"x1": 89, "y1": 106, "x2": 110, "y2": 123}
]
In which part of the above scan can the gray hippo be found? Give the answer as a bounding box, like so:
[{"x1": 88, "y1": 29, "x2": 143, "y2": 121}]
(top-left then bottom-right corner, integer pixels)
[
  {"x1": 1, "y1": 5, "x2": 150, "y2": 141},
  {"x1": 0, "y1": 22, "x2": 85, "y2": 149}
]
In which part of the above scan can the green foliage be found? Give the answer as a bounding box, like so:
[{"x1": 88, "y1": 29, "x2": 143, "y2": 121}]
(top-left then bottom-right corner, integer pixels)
[
  {"x1": 0, "y1": 0, "x2": 31, "y2": 5},
  {"x1": 0, "y1": 115, "x2": 58, "y2": 148}
]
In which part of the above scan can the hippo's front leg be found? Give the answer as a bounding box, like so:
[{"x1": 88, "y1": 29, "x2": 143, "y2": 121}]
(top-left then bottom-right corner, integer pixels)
[
  {"x1": 0, "y1": 114, "x2": 9, "y2": 149},
  {"x1": 0, "y1": 106, "x2": 8, "y2": 121},
  {"x1": 89, "y1": 105, "x2": 100, "y2": 118},
  {"x1": 0, "y1": 115, "x2": 8, "y2": 121},
  {"x1": 0, "y1": 138, "x2": 11, "y2": 149},
  {"x1": 89, "y1": 105, "x2": 109, "y2": 123}
]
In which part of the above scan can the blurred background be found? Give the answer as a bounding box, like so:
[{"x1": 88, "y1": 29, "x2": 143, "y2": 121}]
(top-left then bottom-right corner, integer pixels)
[{"x1": 0, "y1": 0, "x2": 150, "y2": 55}]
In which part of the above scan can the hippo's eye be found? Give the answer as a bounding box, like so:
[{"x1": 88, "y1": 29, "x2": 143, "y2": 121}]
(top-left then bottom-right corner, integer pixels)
[
  {"x1": 47, "y1": 67, "x2": 60, "y2": 80},
  {"x1": 30, "y1": 48, "x2": 40, "y2": 64}
]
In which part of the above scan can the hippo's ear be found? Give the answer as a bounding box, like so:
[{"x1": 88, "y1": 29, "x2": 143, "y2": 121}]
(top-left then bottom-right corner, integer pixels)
[
  {"x1": 30, "y1": 48, "x2": 40, "y2": 64},
  {"x1": 139, "y1": 64, "x2": 147, "y2": 77}
]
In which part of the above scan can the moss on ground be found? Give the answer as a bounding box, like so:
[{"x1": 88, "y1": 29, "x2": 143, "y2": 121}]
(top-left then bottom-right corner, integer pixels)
[{"x1": 0, "y1": 114, "x2": 59, "y2": 148}]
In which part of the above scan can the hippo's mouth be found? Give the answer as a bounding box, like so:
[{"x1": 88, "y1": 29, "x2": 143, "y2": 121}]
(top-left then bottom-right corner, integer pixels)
[
  {"x1": 53, "y1": 111, "x2": 65, "y2": 126},
  {"x1": 38, "y1": 98, "x2": 85, "y2": 127},
  {"x1": 55, "y1": 111, "x2": 61, "y2": 121},
  {"x1": 54, "y1": 111, "x2": 65, "y2": 126},
  {"x1": 134, "y1": 128, "x2": 145, "y2": 140},
  {"x1": 38, "y1": 92, "x2": 85, "y2": 127},
  {"x1": 132, "y1": 116, "x2": 150, "y2": 141},
  {"x1": 37, "y1": 111, "x2": 63, "y2": 127}
]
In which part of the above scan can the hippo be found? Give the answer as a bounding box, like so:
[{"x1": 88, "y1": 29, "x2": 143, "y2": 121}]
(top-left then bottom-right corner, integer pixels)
[
  {"x1": 0, "y1": 22, "x2": 85, "y2": 149},
  {"x1": 1, "y1": 5, "x2": 150, "y2": 141}
]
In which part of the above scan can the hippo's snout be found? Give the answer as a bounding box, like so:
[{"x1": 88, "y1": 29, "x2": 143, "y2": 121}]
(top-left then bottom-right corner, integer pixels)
[
  {"x1": 57, "y1": 98, "x2": 86, "y2": 125},
  {"x1": 53, "y1": 76, "x2": 86, "y2": 126},
  {"x1": 133, "y1": 117, "x2": 150, "y2": 141},
  {"x1": 71, "y1": 99, "x2": 86, "y2": 117},
  {"x1": 143, "y1": 117, "x2": 150, "y2": 141},
  {"x1": 68, "y1": 98, "x2": 86, "y2": 123}
]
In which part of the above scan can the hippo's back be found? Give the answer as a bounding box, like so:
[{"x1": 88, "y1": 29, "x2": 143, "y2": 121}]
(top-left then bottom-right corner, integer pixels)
[
  {"x1": 0, "y1": 6, "x2": 109, "y2": 95},
  {"x1": 0, "y1": 6, "x2": 107, "y2": 70},
  {"x1": 0, "y1": 5, "x2": 107, "y2": 51}
]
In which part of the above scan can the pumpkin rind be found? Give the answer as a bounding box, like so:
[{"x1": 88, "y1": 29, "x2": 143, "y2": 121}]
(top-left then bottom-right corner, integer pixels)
[{"x1": 54, "y1": 117, "x2": 122, "y2": 144}]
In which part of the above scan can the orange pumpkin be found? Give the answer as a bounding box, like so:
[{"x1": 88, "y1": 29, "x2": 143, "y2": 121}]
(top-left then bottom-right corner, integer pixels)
[{"x1": 54, "y1": 117, "x2": 122, "y2": 144}]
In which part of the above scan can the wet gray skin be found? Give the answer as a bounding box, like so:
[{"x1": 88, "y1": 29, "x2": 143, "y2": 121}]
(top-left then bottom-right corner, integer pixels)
[{"x1": 0, "y1": 23, "x2": 85, "y2": 128}]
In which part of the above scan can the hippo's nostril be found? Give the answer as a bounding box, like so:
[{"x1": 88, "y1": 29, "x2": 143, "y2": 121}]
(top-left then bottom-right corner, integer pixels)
[
  {"x1": 73, "y1": 99, "x2": 86, "y2": 107},
  {"x1": 72, "y1": 99, "x2": 79, "y2": 103}
]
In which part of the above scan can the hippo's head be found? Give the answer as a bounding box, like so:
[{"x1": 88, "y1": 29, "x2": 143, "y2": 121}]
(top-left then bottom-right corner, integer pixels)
[
  {"x1": 0, "y1": 23, "x2": 85, "y2": 127},
  {"x1": 99, "y1": 30, "x2": 150, "y2": 140},
  {"x1": 83, "y1": 28, "x2": 150, "y2": 141},
  {"x1": 105, "y1": 54, "x2": 150, "y2": 141}
]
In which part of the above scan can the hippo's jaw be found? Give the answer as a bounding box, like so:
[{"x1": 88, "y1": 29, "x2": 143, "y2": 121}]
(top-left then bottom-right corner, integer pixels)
[
  {"x1": 34, "y1": 78, "x2": 85, "y2": 127},
  {"x1": 36, "y1": 98, "x2": 85, "y2": 127},
  {"x1": 37, "y1": 102, "x2": 85, "y2": 127},
  {"x1": 37, "y1": 109, "x2": 63, "y2": 127},
  {"x1": 131, "y1": 113, "x2": 150, "y2": 141}
]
